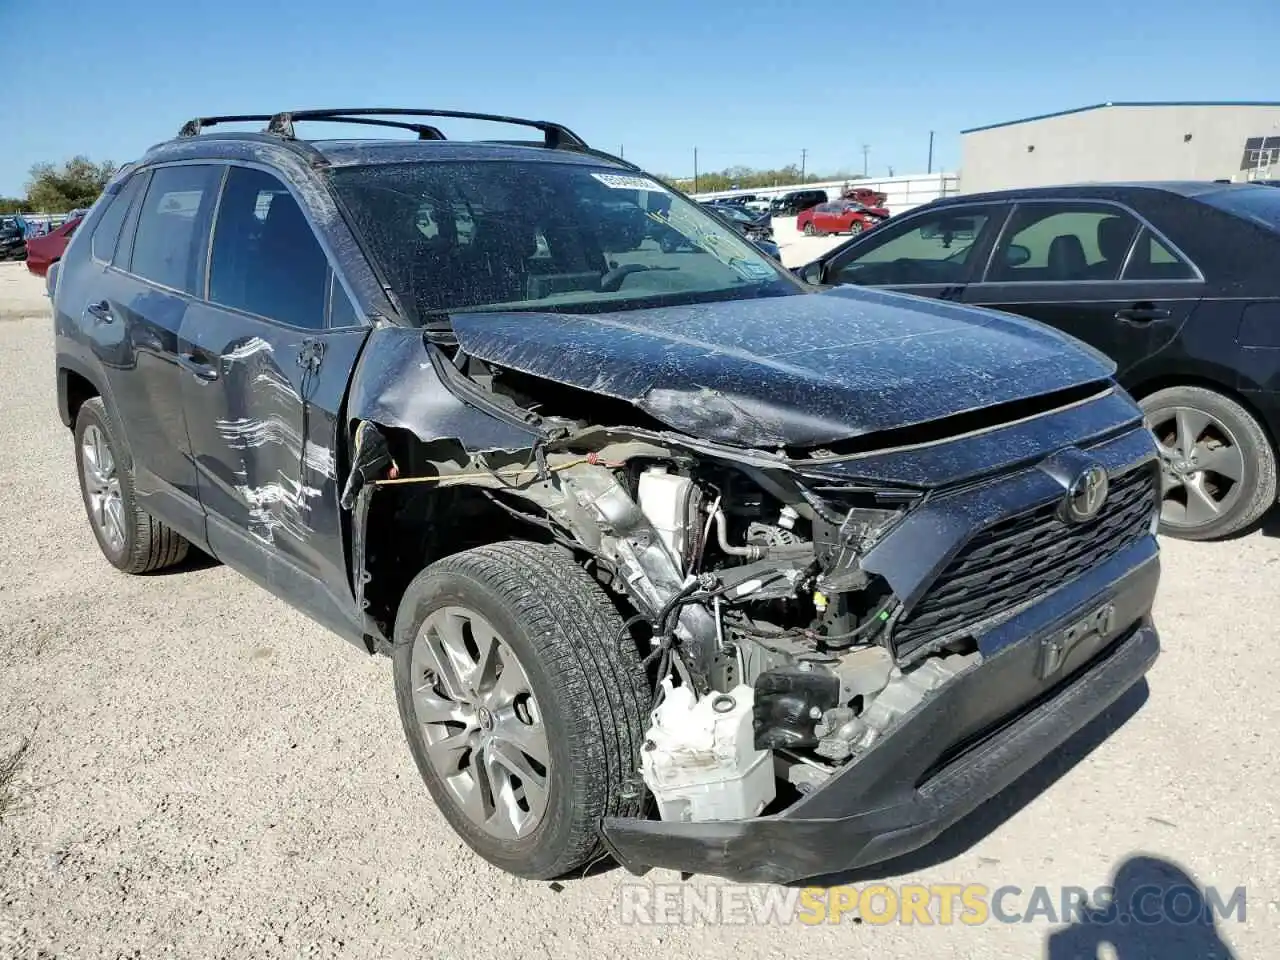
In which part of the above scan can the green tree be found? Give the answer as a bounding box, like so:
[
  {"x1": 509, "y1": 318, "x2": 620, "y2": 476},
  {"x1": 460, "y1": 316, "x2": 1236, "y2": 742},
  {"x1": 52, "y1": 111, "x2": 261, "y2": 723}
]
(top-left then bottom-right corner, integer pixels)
[
  {"x1": 661, "y1": 163, "x2": 872, "y2": 194},
  {"x1": 0, "y1": 197, "x2": 24, "y2": 215},
  {"x1": 24, "y1": 156, "x2": 116, "y2": 213}
]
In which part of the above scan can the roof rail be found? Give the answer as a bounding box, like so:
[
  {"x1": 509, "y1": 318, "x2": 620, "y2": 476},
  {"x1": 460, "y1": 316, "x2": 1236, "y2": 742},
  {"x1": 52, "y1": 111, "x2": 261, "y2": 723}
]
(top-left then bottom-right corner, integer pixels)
[
  {"x1": 178, "y1": 112, "x2": 446, "y2": 141},
  {"x1": 262, "y1": 108, "x2": 587, "y2": 149},
  {"x1": 178, "y1": 114, "x2": 275, "y2": 137}
]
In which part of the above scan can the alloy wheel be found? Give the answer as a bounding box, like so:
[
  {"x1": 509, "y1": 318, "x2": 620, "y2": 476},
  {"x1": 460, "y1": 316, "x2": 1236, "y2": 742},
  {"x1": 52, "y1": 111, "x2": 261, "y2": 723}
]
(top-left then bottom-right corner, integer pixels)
[
  {"x1": 410, "y1": 605, "x2": 550, "y2": 840},
  {"x1": 1145, "y1": 405, "x2": 1247, "y2": 529},
  {"x1": 80, "y1": 423, "x2": 126, "y2": 553}
]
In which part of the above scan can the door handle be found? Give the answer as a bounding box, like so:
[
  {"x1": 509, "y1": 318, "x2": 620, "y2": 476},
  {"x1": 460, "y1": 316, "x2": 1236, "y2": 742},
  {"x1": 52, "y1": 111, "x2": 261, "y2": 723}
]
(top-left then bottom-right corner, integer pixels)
[
  {"x1": 1115, "y1": 304, "x2": 1172, "y2": 323},
  {"x1": 179, "y1": 352, "x2": 219, "y2": 382},
  {"x1": 84, "y1": 300, "x2": 114, "y2": 324}
]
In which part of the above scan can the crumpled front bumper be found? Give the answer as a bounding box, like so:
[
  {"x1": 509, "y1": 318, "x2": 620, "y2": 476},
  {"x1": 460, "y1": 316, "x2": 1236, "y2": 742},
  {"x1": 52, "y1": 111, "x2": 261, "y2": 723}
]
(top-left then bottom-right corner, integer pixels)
[{"x1": 599, "y1": 537, "x2": 1161, "y2": 885}]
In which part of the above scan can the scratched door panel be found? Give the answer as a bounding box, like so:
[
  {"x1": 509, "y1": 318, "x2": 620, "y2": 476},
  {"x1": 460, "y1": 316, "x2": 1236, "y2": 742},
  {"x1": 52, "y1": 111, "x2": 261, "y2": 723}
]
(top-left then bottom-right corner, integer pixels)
[{"x1": 179, "y1": 302, "x2": 367, "y2": 594}]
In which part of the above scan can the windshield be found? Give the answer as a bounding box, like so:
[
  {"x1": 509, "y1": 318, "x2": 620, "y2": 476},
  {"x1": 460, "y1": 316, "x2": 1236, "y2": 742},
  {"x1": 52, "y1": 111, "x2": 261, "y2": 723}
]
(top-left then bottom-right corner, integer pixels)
[
  {"x1": 1199, "y1": 185, "x2": 1280, "y2": 232},
  {"x1": 329, "y1": 160, "x2": 799, "y2": 324}
]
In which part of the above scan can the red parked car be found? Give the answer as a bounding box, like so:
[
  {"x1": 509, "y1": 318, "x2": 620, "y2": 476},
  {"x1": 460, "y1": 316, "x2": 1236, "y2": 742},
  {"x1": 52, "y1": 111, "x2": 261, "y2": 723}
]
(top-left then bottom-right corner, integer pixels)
[
  {"x1": 797, "y1": 201, "x2": 887, "y2": 237},
  {"x1": 25, "y1": 217, "x2": 82, "y2": 277},
  {"x1": 842, "y1": 186, "x2": 888, "y2": 208}
]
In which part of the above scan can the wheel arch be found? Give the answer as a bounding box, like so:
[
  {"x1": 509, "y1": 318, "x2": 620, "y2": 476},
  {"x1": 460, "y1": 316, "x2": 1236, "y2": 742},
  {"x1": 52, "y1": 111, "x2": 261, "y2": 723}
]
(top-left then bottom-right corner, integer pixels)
[
  {"x1": 57, "y1": 362, "x2": 102, "y2": 429},
  {"x1": 1125, "y1": 372, "x2": 1279, "y2": 456}
]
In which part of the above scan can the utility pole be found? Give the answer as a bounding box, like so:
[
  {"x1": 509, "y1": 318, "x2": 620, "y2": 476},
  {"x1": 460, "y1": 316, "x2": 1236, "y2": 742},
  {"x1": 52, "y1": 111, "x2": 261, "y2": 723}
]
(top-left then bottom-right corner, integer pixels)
[
  {"x1": 694, "y1": 147, "x2": 699, "y2": 193},
  {"x1": 800, "y1": 148, "x2": 807, "y2": 181},
  {"x1": 619, "y1": 144, "x2": 624, "y2": 159},
  {"x1": 861, "y1": 144, "x2": 870, "y2": 177},
  {"x1": 927, "y1": 131, "x2": 934, "y2": 174}
]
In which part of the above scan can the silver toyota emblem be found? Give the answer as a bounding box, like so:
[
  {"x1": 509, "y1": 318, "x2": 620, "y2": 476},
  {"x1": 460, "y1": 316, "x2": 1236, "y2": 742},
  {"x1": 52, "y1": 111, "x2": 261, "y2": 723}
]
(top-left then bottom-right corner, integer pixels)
[{"x1": 1064, "y1": 466, "x2": 1109, "y2": 523}]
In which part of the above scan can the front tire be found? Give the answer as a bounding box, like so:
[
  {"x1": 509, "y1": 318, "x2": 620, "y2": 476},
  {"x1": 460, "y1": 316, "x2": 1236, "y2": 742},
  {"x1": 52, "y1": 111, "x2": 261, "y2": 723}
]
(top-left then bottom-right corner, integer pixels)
[
  {"x1": 802, "y1": 222, "x2": 817, "y2": 236},
  {"x1": 73, "y1": 398, "x2": 191, "y2": 573},
  {"x1": 392, "y1": 541, "x2": 648, "y2": 879},
  {"x1": 1140, "y1": 385, "x2": 1277, "y2": 540}
]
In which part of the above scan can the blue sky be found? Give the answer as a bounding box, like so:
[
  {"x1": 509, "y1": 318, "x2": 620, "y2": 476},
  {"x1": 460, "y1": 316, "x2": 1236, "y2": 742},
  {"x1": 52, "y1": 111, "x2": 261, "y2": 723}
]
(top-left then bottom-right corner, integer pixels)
[{"x1": 2, "y1": 0, "x2": 1276, "y2": 195}]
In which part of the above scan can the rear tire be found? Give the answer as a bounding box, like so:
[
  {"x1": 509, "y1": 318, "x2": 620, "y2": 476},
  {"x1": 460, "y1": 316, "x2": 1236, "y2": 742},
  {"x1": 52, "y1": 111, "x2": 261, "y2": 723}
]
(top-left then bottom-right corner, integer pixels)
[
  {"x1": 392, "y1": 541, "x2": 648, "y2": 879},
  {"x1": 73, "y1": 398, "x2": 191, "y2": 573},
  {"x1": 1139, "y1": 385, "x2": 1277, "y2": 540},
  {"x1": 803, "y1": 222, "x2": 817, "y2": 236}
]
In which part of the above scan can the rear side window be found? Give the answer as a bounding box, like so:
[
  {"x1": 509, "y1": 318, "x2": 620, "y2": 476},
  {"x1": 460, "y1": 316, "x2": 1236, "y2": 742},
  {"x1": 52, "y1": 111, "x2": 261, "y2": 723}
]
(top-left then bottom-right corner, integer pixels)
[
  {"x1": 209, "y1": 166, "x2": 328, "y2": 329},
  {"x1": 1122, "y1": 228, "x2": 1197, "y2": 281},
  {"x1": 90, "y1": 176, "x2": 142, "y2": 263},
  {"x1": 129, "y1": 165, "x2": 221, "y2": 293}
]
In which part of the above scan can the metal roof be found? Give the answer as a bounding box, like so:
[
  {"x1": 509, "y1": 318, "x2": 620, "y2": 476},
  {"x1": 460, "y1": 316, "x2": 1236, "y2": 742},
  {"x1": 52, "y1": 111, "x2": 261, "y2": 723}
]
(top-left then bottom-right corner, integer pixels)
[{"x1": 961, "y1": 101, "x2": 1280, "y2": 135}]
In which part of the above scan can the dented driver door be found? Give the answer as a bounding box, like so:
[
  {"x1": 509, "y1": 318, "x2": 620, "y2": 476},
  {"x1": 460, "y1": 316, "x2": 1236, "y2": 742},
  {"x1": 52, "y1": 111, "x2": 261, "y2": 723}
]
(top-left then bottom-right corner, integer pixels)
[{"x1": 177, "y1": 165, "x2": 370, "y2": 640}]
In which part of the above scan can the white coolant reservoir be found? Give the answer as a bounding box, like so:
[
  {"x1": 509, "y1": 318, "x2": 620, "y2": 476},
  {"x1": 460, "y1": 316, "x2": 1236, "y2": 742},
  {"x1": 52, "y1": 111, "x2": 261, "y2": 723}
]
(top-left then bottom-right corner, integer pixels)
[
  {"x1": 636, "y1": 466, "x2": 695, "y2": 566},
  {"x1": 641, "y1": 683, "x2": 777, "y2": 822}
]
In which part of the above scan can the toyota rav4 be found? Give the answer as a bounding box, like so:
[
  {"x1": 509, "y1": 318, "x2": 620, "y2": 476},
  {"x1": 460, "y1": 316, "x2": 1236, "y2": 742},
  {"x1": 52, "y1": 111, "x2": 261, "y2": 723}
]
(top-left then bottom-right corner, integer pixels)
[{"x1": 50, "y1": 108, "x2": 1161, "y2": 883}]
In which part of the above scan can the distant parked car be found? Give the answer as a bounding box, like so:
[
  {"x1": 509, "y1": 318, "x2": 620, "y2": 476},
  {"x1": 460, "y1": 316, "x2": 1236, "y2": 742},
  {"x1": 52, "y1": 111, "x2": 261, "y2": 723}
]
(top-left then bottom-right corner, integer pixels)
[
  {"x1": 0, "y1": 217, "x2": 25, "y2": 261},
  {"x1": 842, "y1": 186, "x2": 888, "y2": 208},
  {"x1": 25, "y1": 216, "x2": 82, "y2": 277},
  {"x1": 796, "y1": 181, "x2": 1280, "y2": 540},
  {"x1": 770, "y1": 189, "x2": 828, "y2": 217},
  {"x1": 797, "y1": 200, "x2": 885, "y2": 237},
  {"x1": 699, "y1": 202, "x2": 780, "y2": 259}
]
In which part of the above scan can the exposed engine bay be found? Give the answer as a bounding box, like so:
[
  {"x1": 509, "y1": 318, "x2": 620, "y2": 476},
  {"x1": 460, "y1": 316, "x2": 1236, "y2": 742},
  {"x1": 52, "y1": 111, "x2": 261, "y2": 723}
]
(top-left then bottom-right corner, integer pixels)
[{"x1": 345, "y1": 395, "x2": 989, "y2": 825}]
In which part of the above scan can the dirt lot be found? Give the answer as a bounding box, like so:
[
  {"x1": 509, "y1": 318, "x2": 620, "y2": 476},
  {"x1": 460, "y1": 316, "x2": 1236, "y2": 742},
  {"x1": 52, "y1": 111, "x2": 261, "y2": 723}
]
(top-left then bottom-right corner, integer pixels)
[{"x1": 1, "y1": 259, "x2": 1277, "y2": 958}]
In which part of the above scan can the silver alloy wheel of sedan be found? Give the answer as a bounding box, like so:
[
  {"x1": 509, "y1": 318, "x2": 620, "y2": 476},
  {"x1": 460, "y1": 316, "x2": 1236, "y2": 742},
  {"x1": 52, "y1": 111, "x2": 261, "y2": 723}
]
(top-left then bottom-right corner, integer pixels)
[
  {"x1": 410, "y1": 605, "x2": 550, "y2": 840},
  {"x1": 1145, "y1": 405, "x2": 1246, "y2": 529},
  {"x1": 80, "y1": 423, "x2": 126, "y2": 553}
]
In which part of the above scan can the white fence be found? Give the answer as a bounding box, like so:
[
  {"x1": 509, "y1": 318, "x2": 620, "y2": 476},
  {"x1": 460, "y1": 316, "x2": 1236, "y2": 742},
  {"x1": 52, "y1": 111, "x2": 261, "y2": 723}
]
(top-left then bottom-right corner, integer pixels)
[{"x1": 689, "y1": 172, "x2": 960, "y2": 216}]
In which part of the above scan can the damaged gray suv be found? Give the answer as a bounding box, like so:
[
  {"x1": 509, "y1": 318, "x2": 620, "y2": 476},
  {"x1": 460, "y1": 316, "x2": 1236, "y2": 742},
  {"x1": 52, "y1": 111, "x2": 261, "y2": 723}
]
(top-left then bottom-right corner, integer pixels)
[{"x1": 51, "y1": 109, "x2": 1161, "y2": 883}]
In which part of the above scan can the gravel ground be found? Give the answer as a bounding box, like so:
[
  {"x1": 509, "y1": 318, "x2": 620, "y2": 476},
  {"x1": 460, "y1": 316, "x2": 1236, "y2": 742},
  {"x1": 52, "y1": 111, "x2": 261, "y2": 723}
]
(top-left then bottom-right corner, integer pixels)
[{"x1": 1, "y1": 260, "x2": 1278, "y2": 958}]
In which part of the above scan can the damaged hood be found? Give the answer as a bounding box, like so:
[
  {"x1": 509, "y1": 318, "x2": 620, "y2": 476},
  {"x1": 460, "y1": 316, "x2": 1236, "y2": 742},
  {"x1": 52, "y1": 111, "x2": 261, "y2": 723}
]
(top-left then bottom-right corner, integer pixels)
[{"x1": 450, "y1": 287, "x2": 1116, "y2": 448}]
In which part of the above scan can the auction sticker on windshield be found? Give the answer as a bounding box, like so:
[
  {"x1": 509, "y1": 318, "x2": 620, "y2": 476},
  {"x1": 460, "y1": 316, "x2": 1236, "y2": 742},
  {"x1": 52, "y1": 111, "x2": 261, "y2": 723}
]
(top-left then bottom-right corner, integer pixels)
[{"x1": 592, "y1": 173, "x2": 668, "y2": 192}]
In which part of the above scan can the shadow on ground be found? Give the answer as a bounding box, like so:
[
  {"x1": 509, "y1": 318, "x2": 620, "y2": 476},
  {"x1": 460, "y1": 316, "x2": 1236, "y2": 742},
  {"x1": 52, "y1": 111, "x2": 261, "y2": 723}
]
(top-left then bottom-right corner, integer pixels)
[
  {"x1": 142, "y1": 546, "x2": 222, "y2": 576},
  {"x1": 1044, "y1": 855, "x2": 1240, "y2": 960}
]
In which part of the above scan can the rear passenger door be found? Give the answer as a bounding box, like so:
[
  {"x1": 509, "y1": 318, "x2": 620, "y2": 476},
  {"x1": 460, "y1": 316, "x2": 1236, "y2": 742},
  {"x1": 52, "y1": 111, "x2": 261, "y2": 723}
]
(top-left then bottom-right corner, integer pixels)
[
  {"x1": 963, "y1": 201, "x2": 1205, "y2": 378},
  {"x1": 178, "y1": 165, "x2": 370, "y2": 637},
  {"x1": 86, "y1": 164, "x2": 222, "y2": 545}
]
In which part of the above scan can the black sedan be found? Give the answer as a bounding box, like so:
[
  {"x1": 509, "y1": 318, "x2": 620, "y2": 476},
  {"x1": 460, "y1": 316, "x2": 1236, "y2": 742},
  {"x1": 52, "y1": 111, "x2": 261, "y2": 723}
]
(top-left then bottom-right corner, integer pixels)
[{"x1": 795, "y1": 182, "x2": 1280, "y2": 540}]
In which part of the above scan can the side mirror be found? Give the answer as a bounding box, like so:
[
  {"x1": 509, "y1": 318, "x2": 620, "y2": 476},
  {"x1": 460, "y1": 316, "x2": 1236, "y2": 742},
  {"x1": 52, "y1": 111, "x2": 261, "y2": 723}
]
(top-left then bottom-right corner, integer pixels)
[
  {"x1": 796, "y1": 261, "x2": 824, "y2": 285},
  {"x1": 1004, "y1": 244, "x2": 1031, "y2": 268}
]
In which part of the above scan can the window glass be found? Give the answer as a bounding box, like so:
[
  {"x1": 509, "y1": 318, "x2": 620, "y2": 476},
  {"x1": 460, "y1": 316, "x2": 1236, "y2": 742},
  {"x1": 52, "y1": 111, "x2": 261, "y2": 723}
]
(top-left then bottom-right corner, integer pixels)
[
  {"x1": 328, "y1": 161, "x2": 794, "y2": 324},
  {"x1": 209, "y1": 167, "x2": 328, "y2": 328},
  {"x1": 831, "y1": 208, "x2": 991, "y2": 286},
  {"x1": 90, "y1": 175, "x2": 142, "y2": 263},
  {"x1": 129, "y1": 165, "x2": 220, "y2": 293},
  {"x1": 988, "y1": 204, "x2": 1139, "y2": 283},
  {"x1": 327, "y1": 272, "x2": 360, "y2": 327},
  {"x1": 1122, "y1": 228, "x2": 1197, "y2": 281}
]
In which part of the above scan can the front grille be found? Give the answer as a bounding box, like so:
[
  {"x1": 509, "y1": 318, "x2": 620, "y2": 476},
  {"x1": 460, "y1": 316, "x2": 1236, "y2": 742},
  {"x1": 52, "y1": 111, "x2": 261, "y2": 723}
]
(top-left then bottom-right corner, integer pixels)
[{"x1": 891, "y1": 465, "x2": 1158, "y2": 663}]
